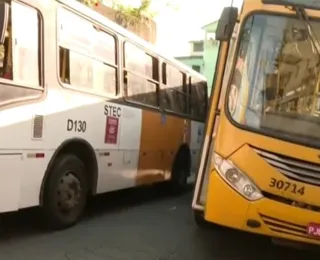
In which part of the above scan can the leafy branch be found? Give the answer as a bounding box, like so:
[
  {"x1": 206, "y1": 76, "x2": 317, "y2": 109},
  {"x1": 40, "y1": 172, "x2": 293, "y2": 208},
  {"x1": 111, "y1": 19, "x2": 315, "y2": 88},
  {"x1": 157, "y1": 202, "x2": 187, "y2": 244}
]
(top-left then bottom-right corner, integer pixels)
[
  {"x1": 78, "y1": 0, "x2": 100, "y2": 7},
  {"x1": 113, "y1": 0, "x2": 154, "y2": 28},
  {"x1": 79, "y1": 0, "x2": 180, "y2": 30}
]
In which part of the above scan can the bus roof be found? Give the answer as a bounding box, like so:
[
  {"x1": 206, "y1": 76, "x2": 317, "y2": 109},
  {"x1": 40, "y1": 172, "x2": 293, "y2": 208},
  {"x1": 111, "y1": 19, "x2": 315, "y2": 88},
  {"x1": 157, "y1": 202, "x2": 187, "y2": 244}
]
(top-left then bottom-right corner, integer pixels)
[
  {"x1": 57, "y1": 0, "x2": 207, "y2": 81},
  {"x1": 240, "y1": 0, "x2": 320, "y2": 19},
  {"x1": 263, "y1": 0, "x2": 320, "y2": 11}
]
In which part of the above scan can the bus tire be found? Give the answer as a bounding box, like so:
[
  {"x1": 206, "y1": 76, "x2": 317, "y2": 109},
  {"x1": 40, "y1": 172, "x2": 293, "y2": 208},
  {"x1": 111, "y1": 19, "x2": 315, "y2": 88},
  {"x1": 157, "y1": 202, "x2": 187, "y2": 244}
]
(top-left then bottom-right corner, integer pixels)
[
  {"x1": 42, "y1": 154, "x2": 88, "y2": 230},
  {"x1": 194, "y1": 210, "x2": 209, "y2": 228},
  {"x1": 169, "y1": 148, "x2": 190, "y2": 194}
]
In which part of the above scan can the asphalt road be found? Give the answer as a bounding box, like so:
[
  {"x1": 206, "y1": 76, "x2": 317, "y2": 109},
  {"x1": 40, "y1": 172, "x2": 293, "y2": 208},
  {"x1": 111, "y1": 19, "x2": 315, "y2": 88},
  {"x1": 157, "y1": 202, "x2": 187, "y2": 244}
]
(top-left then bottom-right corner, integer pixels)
[{"x1": 0, "y1": 186, "x2": 318, "y2": 260}]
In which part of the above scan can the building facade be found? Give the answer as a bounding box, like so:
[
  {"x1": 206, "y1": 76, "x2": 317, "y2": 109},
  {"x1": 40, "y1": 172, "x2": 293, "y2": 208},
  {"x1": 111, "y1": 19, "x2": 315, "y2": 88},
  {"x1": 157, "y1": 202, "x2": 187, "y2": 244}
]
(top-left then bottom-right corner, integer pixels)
[
  {"x1": 175, "y1": 40, "x2": 205, "y2": 74},
  {"x1": 175, "y1": 21, "x2": 219, "y2": 95},
  {"x1": 202, "y1": 21, "x2": 219, "y2": 94}
]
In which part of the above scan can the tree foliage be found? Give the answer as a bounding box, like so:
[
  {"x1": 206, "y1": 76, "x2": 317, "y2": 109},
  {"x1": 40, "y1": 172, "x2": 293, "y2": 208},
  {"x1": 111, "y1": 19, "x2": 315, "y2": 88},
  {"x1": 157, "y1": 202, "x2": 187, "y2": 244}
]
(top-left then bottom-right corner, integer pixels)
[
  {"x1": 78, "y1": 0, "x2": 100, "y2": 7},
  {"x1": 78, "y1": 0, "x2": 179, "y2": 28},
  {"x1": 113, "y1": 0, "x2": 153, "y2": 28}
]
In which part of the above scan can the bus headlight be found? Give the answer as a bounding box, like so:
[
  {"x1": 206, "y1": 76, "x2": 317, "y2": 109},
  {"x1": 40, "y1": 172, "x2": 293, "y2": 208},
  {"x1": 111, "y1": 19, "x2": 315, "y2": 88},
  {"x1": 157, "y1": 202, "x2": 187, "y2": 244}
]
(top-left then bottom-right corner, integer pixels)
[{"x1": 213, "y1": 153, "x2": 263, "y2": 201}]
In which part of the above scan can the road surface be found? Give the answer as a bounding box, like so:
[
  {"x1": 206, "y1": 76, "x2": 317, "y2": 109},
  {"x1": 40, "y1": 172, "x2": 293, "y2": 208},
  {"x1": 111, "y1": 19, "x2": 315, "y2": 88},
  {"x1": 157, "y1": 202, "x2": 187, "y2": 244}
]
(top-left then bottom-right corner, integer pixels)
[{"x1": 0, "y1": 186, "x2": 317, "y2": 260}]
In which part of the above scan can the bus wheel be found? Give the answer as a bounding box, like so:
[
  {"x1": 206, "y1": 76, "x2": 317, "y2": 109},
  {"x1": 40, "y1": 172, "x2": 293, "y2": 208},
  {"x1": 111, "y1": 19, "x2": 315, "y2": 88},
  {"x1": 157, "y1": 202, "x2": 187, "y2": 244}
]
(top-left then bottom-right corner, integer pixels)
[
  {"x1": 42, "y1": 154, "x2": 88, "y2": 230},
  {"x1": 170, "y1": 150, "x2": 190, "y2": 194},
  {"x1": 194, "y1": 210, "x2": 209, "y2": 228}
]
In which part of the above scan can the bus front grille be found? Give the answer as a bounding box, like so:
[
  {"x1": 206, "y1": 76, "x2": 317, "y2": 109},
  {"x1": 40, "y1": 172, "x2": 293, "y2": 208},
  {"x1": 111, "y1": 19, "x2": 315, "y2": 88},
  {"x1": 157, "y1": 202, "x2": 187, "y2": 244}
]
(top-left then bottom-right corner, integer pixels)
[
  {"x1": 259, "y1": 214, "x2": 317, "y2": 241},
  {"x1": 254, "y1": 148, "x2": 320, "y2": 186}
]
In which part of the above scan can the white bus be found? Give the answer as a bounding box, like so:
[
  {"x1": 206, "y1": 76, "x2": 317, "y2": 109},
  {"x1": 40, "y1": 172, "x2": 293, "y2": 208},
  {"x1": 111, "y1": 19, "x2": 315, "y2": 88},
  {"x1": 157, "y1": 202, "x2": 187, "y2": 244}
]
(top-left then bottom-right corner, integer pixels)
[{"x1": 0, "y1": 0, "x2": 208, "y2": 229}]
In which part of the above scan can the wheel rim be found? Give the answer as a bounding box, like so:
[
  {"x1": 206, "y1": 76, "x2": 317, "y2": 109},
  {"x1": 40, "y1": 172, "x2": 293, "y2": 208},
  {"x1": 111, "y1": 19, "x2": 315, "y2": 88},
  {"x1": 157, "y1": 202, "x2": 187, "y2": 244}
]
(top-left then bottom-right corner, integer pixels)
[{"x1": 56, "y1": 171, "x2": 82, "y2": 215}]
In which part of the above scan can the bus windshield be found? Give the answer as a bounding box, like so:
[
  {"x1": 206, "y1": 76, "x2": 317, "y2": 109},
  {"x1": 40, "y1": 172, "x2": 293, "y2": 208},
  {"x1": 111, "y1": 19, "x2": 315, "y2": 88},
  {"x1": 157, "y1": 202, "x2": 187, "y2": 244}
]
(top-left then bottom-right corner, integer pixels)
[{"x1": 228, "y1": 12, "x2": 320, "y2": 146}]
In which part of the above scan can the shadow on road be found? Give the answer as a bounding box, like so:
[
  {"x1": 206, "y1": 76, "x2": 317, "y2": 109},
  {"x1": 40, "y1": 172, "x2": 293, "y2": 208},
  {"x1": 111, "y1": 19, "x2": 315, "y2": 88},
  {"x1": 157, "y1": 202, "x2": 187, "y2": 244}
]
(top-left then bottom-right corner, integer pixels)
[
  {"x1": 0, "y1": 184, "x2": 185, "y2": 242},
  {"x1": 0, "y1": 185, "x2": 319, "y2": 260}
]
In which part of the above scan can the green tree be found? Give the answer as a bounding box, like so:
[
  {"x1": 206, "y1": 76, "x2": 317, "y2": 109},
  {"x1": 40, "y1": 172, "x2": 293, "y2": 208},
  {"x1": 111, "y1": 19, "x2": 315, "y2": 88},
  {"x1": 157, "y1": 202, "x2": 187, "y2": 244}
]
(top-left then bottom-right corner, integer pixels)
[
  {"x1": 78, "y1": 0, "x2": 180, "y2": 29},
  {"x1": 113, "y1": 0, "x2": 153, "y2": 28},
  {"x1": 113, "y1": 0, "x2": 179, "y2": 28},
  {"x1": 78, "y1": 0, "x2": 100, "y2": 7}
]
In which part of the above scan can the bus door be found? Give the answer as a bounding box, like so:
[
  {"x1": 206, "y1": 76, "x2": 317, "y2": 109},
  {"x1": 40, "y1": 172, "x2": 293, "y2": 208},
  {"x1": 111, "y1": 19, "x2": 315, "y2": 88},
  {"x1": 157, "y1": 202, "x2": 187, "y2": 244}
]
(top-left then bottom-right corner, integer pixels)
[{"x1": 192, "y1": 7, "x2": 238, "y2": 210}]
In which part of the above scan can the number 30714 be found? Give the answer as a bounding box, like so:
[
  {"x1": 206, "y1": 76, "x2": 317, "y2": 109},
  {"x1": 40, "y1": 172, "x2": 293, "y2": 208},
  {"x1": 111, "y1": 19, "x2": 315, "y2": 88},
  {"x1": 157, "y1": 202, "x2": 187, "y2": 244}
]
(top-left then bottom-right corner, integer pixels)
[{"x1": 269, "y1": 178, "x2": 305, "y2": 195}]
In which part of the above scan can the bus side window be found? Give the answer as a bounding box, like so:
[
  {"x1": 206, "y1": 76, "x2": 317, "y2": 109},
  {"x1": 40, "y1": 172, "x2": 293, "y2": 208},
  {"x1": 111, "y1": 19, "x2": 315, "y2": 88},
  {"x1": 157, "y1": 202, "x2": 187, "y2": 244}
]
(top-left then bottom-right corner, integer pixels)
[
  {"x1": 124, "y1": 42, "x2": 158, "y2": 107},
  {"x1": 190, "y1": 77, "x2": 207, "y2": 120},
  {"x1": 190, "y1": 78, "x2": 198, "y2": 117},
  {"x1": 183, "y1": 73, "x2": 188, "y2": 113},
  {"x1": 69, "y1": 51, "x2": 93, "y2": 90},
  {"x1": 0, "y1": 1, "x2": 42, "y2": 104},
  {"x1": 162, "y1": 62, "x2": 167, "y2": 85},
  {"x1": 92, "y1": 29, "x2": 117, "y2": 96},
  {"x1": 58, "y1": 9, "x2": 94, "y2": 91},
  {"x1": 59, "y1": 49, "x2": 95, "y2": 92},
  {"x1": 0, "y1": 35, "x2": 10, "y2": 79},
  {"x1": 161, "y1": 63, "x2": 187, "y2": 114},
  {"x1": 160, "y1": 62, "x2": 172, "y2": 109},
  {"x1": 178, "y1": 72, "x2": 188, "y2": 114},
  {"x1": 188, "y1": 76, "x2": 192, "y2": 114},
  {"x1": 198, "y1": 80, "x2": 207, "y2": 119},
  {"x1": 146, "y1": 53, "x2": 159, "y2": 106},
  {"x1": 59, "y1": 47, "x2": 70, "y2": 84},
  {"x1": 58, "y1": 9, "x2": 118, "y2": 96}
]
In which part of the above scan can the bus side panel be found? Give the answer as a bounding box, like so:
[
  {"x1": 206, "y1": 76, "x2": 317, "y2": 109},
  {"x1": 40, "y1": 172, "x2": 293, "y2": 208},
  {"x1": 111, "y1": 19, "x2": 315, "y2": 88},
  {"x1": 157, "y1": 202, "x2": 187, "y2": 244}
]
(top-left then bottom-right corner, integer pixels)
[
  {"x1": 42, "y1": 95, "x2": 143, "y2": 195},
  {"x1": 136, "y1": 110, "x2": 185, "y2": 185},
  {"x1": 96, "y1": 102, "x2": 142, "y2": 193},
  {"x1": 38, "y1": 95, "x2": 130, "y2": 195},
  {"x1": 0, "y1": 154, "x2": 23, "y2": 211},
  {"x1": 0, "y1": 101, "x2": 49, "y2": 211}
]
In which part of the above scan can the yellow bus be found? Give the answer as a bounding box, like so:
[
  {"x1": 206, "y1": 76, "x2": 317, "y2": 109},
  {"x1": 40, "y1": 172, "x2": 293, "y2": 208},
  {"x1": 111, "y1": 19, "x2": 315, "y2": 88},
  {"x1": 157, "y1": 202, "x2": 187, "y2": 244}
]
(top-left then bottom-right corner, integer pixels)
[
  {"x1": 0, "y1": 0, "x2": 207, "y2": 230},
  {"x1": 192, "y1": 0, "x2": 320, "y2": 246}
]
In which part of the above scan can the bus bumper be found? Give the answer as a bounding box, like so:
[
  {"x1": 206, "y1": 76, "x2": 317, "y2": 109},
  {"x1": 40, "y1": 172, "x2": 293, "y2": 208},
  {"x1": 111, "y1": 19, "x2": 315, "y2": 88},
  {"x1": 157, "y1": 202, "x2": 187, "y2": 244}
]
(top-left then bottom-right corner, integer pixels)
[{"x1": 204, "y1": 170, "x2": 320, "y2": 246}]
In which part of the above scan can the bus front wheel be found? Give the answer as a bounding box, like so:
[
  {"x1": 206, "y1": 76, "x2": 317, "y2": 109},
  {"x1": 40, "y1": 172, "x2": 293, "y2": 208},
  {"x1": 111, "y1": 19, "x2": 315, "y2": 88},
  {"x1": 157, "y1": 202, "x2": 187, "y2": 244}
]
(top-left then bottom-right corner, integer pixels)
[
  {"x1": 194, "y1": 210, "x2": 210, "y2": 228},
  {"x1": 169, "y1": 149, "x2": 190, "y2": 194},
  {"x1": 42, "y1": 154, "x2": 88, "y2": 230}
]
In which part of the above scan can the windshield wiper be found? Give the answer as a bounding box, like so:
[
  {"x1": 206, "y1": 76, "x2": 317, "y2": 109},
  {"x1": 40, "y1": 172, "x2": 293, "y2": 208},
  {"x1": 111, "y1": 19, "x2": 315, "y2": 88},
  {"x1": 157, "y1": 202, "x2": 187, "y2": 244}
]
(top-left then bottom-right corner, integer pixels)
[{"x1": 295, "y1": 7, "x2": 320, "y2": 64}]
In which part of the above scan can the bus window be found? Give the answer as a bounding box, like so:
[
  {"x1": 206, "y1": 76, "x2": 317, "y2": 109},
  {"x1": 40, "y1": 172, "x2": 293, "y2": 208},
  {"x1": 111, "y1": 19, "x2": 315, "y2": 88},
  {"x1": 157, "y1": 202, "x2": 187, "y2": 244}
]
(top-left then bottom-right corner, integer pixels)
[
  {"x1": 161, "y1": 62, "x2": 187, "y2": 114},
  {"x1": 1, "y1": 2, "x2": 40, "y2": 86},
  {"x1": 92, "y1": 30, "x2": 117, "y2": 96},
  {"x1": 93, "y1": 30, "x2": 117, "y2": 95},
  {"x1": 58, "y1": 8, "x2": 117, "y2": 96},
  {"x1": 0, "y1": 1, "x2": 42, "y2": 104},
  {"x1": 197, "y1": 80, "x2": 207, "y2": 119},
  {"x1": 58, "y1": 7, "x2": 92, "y2": 54},
  {"x1": 218, "y1": 26, "x2": 238, "y2": 110},
  {"x1": 0, "y1": 44, "x2": 5, "y2": 72},
  {"x1": 93, "y1": 30, "x2": 116, "y2": 65},
  {"x1": 124, "y1": 42, "x2": 145, "y2": 75},
  {"x1": 59, "y1": 47, "x2": 70, "y2": 84},
  {"x1": 124, "y1": 42, "x2": 159, "y2": 107},
  {"x1": 59, "y1": 48, "x2": 93, "y2": 90},
  {"x1": 228, "y1": 13, "x2": 320, "y2": 137},
  {"x1": 93, "y1": 61, "x2": 116, "y2": 95},
  {"x1": 10, "y1": 2, "x2": 40, "y2": 86},
  {"x1": 0, "y1": 28, "x2": 11, "y2": 80},
  {"x1": 162, "y1": 62, "x2": 167, "y2": 84},
  {"x1": 190, "y1": 78, "x2": 207, "y2": 120},
  {"x1": 69, "y1": 51, "x2": 93, "y2": 90},
  {"x1": 125, "y1": 72, "x2": 158, "y2": 106}
]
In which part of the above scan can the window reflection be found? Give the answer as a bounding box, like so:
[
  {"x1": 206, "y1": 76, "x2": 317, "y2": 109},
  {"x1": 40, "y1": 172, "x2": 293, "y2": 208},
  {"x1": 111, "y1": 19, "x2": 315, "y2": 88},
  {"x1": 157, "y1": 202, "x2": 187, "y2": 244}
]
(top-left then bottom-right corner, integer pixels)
[{"x1": 228, "y1": 14, "x2": 320, "y2": 143}]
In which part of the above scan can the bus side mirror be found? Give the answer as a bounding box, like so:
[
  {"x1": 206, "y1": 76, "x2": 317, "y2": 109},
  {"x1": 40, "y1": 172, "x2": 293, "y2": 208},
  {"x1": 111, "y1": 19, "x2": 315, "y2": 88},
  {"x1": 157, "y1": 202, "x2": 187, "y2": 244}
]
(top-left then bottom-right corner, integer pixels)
[
  {"x1": 0, "y1": 3, "x2": 9, "y2": 45},
  {"x1": 216, "y1": 7, "x2": 238, "y2": 41}
]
